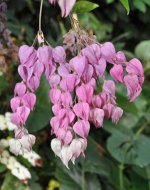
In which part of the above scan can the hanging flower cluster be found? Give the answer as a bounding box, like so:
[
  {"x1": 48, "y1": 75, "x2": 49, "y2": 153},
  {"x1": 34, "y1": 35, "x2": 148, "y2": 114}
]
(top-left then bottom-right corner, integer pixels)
[
  {"x1": 9, "y1": 1, "x2": 144, "y2": 168},
  {"x1": 10, "y1": 39, "x2": 144, "y2": 168}
]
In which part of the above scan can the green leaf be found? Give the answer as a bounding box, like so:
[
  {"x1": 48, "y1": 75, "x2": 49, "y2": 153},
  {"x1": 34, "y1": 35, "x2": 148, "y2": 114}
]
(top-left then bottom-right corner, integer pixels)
[
  {"x1": 85, "y1": 174, "x2": 102, "y2": 190},
  {"x1": 26, "y1": 76, "x2": 52, "y2": 133},
  {"x1": 135, "y1": 40, "x2": 150, "y2": 62},
  {"x1": 83, "y1": 137, "x2": 111, "y2": 177},
  {"x1": 107, "y1": 131, "x2": 150, "y2": 167},
  {"x1": 55, "y1": 164, "x2": 82, "y2": 190},
  {"x1": 120, "y1": 0, "x2": 130, "y2": 14},
  {"x1": 0, "y1": 163, "x2": 7, "y2": 173},
  {"x1": 1, "y1": 173, "x2": 26, "y2": 190},
  {"x1": 73, "y1": 1, "x2": 99, "y2": 14},
  {"x1": 133, "y1": 0, "x2": 147, "y2": 13}
]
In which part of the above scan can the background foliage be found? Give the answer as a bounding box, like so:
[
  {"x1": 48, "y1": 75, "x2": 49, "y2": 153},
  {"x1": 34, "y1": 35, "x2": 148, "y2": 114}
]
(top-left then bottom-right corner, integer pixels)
[{"x1": 0, "y1": 0, "x2": 150, "y2": 189}]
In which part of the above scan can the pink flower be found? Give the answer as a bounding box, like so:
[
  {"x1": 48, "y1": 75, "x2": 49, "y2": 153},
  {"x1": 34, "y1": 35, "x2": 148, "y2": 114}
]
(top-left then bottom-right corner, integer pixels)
[
  {"x1": 110, "y1": 64, "x2": 123, "y2": 83},
  {"x1": 82, "y1": 64, "x2": 94, "y2": 83},
  {"x1": 90, "y1": 108, "x2": 104, "y2": 128},
  {"x1": 33, "y1": 60, "x2": 44, "y2": 78},
  {"x1": 60, "y1": 74, "x2": 79, "y2": 92},
  {"x1": 58, "y1": 64, "x2": 70, "y2": 77},
  {"x1": 10, "y1": 97, "x2": 21, "y2": 112},
  {"x1": 19, "y1": 45, "x2": 37, "y2": 67},
  {"x1": 49, "y1": 88, "x2": 61, "y2": 104},
  {"x1": 48, "y1": 74, "x2": 60, "y2": 88},
  {"x1": 14, "y1": 82, "x2": 27, "y2": 97},
  {"x1": 73, "y1": 120, "x2": 90, "y2": 138},
  {"x1": 52, "y1": 104, "x2": 62, "y2": 115},
  {"x1": 101, "y1": 42, "x2": 116, "y2": 63},
  {"x1": 52, "y1": 46, "x2": 66, "y2": 63},
  {"x1": 92, "y1": 95, "x2": 102, "y2": 108},
  {"x1": 57, "y1": 0, "x2": 76, "y2": 17},
  {"x1": 27, "y1": 76, "x2": 40, "y2": 92},
  {"x1": 76, "y1": 83, "x2": 94, "y2": 104},
  {"x1": 73, "y1": 102, "x2": 90, "y2": 120},
  {"x1": 18, "y1": 65, "x2": 33, "y2": 82},
  {"x1": 18, "y1": 106, "x2": 30, "y2": 124},
  {"x1": 57, "y1": 109, "x2": 75, "y2": 127},
  {"x1": 61, "y1": 92, "x2": 73, "y2": 108},
  {"x1": 37, "y1": 45, "x2": 53, "y2": 67},
  {"x1": 70, "y1": 55, "x2": 86, "y2": 76},
  {"x1": 126, "y1": 58, "x2": 144, "y2": 85},
  {"x1": 22, "y1": 93, "x2": 36, "y2": 110},
  {"x1": 116, "y1": 51, "x2": 126, "y2": 64},
  {"x1": 94, "y1": 58, "x2": 106, "y2": 78},
  {"x1": 103, "y1": 104, "x2": 114, "y2": 119},
  {"x1": 124, "y1": 74, "x2": 142, "y2": 102},
  {"x1": 112, "y1": 107, "x2": 123, "y2": 123},
  {"x1": 81, "y1": 44, "x2": 101, "y2": 65},
  {"x1": 103, "y1": 80, "x2": 116, "y2": 97}
]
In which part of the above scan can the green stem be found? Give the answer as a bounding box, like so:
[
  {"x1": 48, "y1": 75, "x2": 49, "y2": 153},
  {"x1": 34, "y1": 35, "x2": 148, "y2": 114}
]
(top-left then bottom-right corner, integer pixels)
[
  {"x1": 135, "y1": 122, "x2": 148, "y2": 139},
  {"x1": 82, "y1": 169, "x2": 85, "y2": 190},
  {"x1": 146, "y1": 168, "x2": 150, "y2": 190},
  {"x1": 119, "y1": 164, "x2": 124, "y2": 190}
]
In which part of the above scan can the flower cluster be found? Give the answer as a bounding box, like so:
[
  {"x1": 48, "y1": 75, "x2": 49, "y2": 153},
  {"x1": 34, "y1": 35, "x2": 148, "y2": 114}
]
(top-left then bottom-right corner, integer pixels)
[
  {"x1": 48, "y1": 42, "x2": 144, "y2": 167},
  {"x1": 48, "y1": 0, "x2": 76, "y2": 17},
  {"x1": 10, "y1": 37, "x2": 144, "y2": 168},
  {"x1": 0, "y1": 112, "x2": 41, "y2": 183}
]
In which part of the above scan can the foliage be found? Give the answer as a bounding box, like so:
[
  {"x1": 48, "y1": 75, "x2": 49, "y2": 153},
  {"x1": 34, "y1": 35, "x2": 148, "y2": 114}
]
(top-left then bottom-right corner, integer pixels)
[{"x1": 0, "y1": 0, "x2": 150, "y2": 189}]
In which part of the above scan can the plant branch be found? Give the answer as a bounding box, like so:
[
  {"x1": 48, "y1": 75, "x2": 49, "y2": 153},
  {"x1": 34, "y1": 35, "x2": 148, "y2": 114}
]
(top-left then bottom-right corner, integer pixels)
[{"x1": 39, "y1": 0, "x2": 44, "y2": 32}]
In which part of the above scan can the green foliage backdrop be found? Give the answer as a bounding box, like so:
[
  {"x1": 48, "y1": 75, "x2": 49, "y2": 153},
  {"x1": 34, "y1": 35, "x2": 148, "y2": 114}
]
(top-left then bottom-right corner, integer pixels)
[{"x1": 0, "y1": 0, "x2": 150, "y2": 190}]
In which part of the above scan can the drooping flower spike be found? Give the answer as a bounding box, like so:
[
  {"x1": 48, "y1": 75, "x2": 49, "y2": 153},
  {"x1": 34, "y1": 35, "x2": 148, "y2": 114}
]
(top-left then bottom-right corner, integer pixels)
[{"x1": 10, "y1": 4, "x2": 144, "y2": 168}]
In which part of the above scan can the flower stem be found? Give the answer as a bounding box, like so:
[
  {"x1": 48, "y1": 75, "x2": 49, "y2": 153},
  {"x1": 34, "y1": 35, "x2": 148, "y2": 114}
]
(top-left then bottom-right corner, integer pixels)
[
  {"x1": 119, "y1": 164, "x2": 124, "y2": 190},
  {"x1": 39, "y1": 0, "x2": 44, "y2": 32}
]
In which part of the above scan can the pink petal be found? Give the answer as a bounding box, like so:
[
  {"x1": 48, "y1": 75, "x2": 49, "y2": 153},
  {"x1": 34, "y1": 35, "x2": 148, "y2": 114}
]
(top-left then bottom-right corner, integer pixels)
[
  {"x1": 19, "y1": 45, "x2": 37, "y2": 67},
  {"x1": 10, "y1": 97, "x2": 21, "y2": 112},
  {"x1": 73, "y1": 102, "x2": 90, "y2": 120},
  {"x1": 22, "y1": 93, "x2": 36, "y2": 110},
  {"x1": 70, "y1": 55, "x2": 86, "y2": 76},
  {"x1": 110, "y1": 64, "x2": 123, "y2": 83},
  {"x1": 94, "y1": 58, "x2": 106, "y2": 78},
  {"x1": 103, "y1": 80, "x2": 116, "y2": 97},
  {"x1": 89, "y1": 108, "x2": 104, "y2": 128},
  {"x1": 101, "y1": 42, "x2": 116, "y2": 63},
  {"x1": 52, "y1": 46, "x2": 66, "y2": 63},
  {"x1": 112, "y1": 106, "x2": 123, "y2": 123},
  {"x1": 37, "y1": 45, "x2": 53, "y2": 67},
  {"x1": 73, "y1": 120, "x2": 90, "y2": 139},
  {"x1": 14, "y1": 82, "x2": 27, "y2": 97},
  {"x1": 124, "y1": 74, "x2": 142, "y2": 102},
  {"x1": 81, "y1": 44, "x2": 101, "y2": 65},
  {"x1": 58, "y1": 0, "x2": 76, "y2": 17},
  {"x1": 49, "y1": 88, "x2": 61, "y2": 104},
  {"x1": 27, "y1": 76, "x2": 40, "y2": 92}
]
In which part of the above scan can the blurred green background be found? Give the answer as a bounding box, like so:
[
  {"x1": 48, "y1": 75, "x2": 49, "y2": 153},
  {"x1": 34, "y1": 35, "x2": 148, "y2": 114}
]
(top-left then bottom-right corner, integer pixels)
[{"x1": 0, "y1": 0, "x2": 150, "y2": 189}]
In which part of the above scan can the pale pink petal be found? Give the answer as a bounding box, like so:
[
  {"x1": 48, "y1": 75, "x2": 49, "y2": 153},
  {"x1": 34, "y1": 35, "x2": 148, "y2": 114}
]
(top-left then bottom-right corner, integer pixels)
[
  {"x1": 73, "y1": 102, "x2": 90, "y2": 120},
  {"x1": 110, "y1": 64, "x2": 123, "y2": 83},
  {"x1": 73, "y1": 120, "x2": 90, "y2": 139},
  {"x1": 101, "y1": 42, "x2": 116, "y2": 63},
  {"x1": 89, "y1": 108, "x2": 104, "y2": 128},
  {"x1": 112, "y1": 106, "x2": 123, "y2": 123},
  {"x1": 52, "y1": 46, "x2": 66, "y2": 63}
]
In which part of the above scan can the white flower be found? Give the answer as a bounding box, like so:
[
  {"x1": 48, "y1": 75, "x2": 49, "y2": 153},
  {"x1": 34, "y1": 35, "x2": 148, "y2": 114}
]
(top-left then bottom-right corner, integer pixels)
[
  {"x1": 9, "y1": 134, "x2": 36, "y2": 156},
  {"x1": 21, "y1": 151, "x2": 41, "y2": 166},
  {"x1": 60, "y1": 146, "x2": 72, "y2": 169},
  {"x1": 51, "y1": 138, "x2": 62, "y2": 157},
  {"x1": 5, "y1": 112, "x2": 17, "y2": 131},
  {"x1": 0, "y1": 139, "x2": 9, "y2": 149}
]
